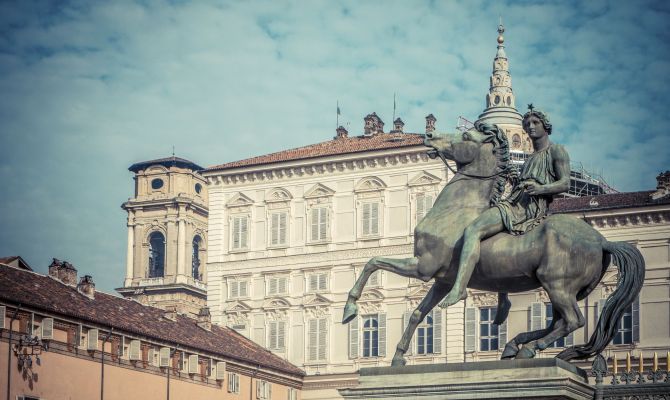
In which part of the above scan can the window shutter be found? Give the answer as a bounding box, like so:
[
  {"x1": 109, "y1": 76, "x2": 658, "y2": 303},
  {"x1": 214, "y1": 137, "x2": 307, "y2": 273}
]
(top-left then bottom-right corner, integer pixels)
[
  {"x1": 269, "y1": 277, "x2": 278, "y2": 295},
  {"x1": 0, "y1": 306, "x2": 5, "y2": 329},
  {"x1": 233, "y1": 217, "x2": 240, "y2": 249},
  {"x1": 362, "y1": 203, "x2": 371, "y2": 235},
  {"x1": 369, "y1": 270, "x2": 379, "y2": 286},
  {"x1": 159, "y1": 347, "x2": 170, "y2": 367},
  {"x1": 256, "y1": 380, "x2": 261, "y2": 399},
  {"x1": 465, "y1": 307, "x2": 476, "y2": 352},
  {"x1": 28, "y1": 313, "x2": 34, "y2": 336},
  {"x1": 278, "y1": 277, "x2": 287, "y2": 294},
  {"x1": 188, "y1": 354, "x2": 198, "y2": 374},
  {"x1": 530, "y1": 302, "x2": 543, "y2": 331},
  {"x1": 77, "y1": 324, "x2": 84, "y2": 347},
  {"x1": 309, "y1": 275, "x2": 318, "y2": 292},
  {"x1": 271, "y1": 213, "x2": 279, "y2": 245},
  {"x1": 371, "y1": 203, "x2": 379, "y2": 235},
  {"x1": 308, "y1": 319, "x2": 318, "y2": 361},
  {"x1": 348, "y1": 316, "x2": 359, "y2": 359},
  {"x1": 310, "y1": 208, "x2": 319, "y2": 241},
  {"x1": 433, "y1": 308, "x2": 442, "y2": 354},
  {"x1": 148, "y1": 348, "x2": 155, "y2": 365},
  {"x1": 595, "y1": 298, "x2": 607, "y2": 324},
  {"x1": 279, "y1": 212, "x2": 287, "y2": 245},
  {"x1": 240, "y1": 217, "x2": 248, "y2": 248},
  {"x1": 416, "y1": 194, "x2": 425, "y2": 222},
  {"x1": 318, "y1": 319, "x2": 327, "y2": 361},
  {"x1": 87, "y1": 328, "x2": 99, "y2": 350},
  {"x1": 278, "y1": 321, "x2": 286, "y2": 351},
  {"x1": 228, "y1": 372, "x2": 235, "y2": 392},
  {"x1": 632, "y1": 298, "x2": 640, "y2": 343},
  {"x1": 41, "y1": 318, "x2": 54, "y2": 340},
  {"x1": 230, "y1": 281, "x2": 239, "y2": 298},
  {"x1": 319, "y1": 208, "x2": 328, "y2": 240},
  {"x1": 129, "y1": 339, "x2": 141, "y2": 360},
  {"x1": 240, "y1": 281, "x2": 248, "y2": 297},
  {"x1": 403, "y1": 311, "x2": 413, "y2": 355},
  {"x1": 216, "y1": 361, "x2": 226, "y2": 380},
  {"x1": 378, "y1": 313, "x2": 386, "y2": 357},
  {"x1": 498, "y1": 318, "x2": 507, "y2": 351},
  {"x1": 318, "y1": 274, "x2": 327, "y2": 291}
]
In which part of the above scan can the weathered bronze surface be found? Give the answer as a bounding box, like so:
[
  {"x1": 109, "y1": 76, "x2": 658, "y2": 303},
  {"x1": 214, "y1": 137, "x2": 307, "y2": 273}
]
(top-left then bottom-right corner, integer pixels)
[{"x1": 343, "y1": 113, "x2": 645, "y2": 366}]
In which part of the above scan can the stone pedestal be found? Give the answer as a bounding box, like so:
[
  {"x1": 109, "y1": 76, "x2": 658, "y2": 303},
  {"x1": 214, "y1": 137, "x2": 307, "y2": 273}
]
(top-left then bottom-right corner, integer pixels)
[{"x1": 339, "y1": 358, "x2": 594, "y2": 400}]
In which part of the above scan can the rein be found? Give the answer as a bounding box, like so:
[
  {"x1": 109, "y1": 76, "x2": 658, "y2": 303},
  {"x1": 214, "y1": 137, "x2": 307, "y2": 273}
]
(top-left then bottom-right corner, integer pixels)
[{"x1": 433, "y1": 150, "x2": 504, "y2": 181}]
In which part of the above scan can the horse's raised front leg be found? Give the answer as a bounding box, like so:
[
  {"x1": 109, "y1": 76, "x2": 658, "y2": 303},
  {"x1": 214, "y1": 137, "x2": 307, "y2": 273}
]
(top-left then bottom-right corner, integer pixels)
[
  {"x1": 392, "y1": 280, "x2": 452, "y2": 366},
  {"x1": 343, "y1": 256, "x2": 426, "y2": 324}
]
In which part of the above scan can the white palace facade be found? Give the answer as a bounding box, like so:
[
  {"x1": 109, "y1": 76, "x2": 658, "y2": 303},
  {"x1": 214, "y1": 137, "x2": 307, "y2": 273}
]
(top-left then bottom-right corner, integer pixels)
[{"x1": 117, "y1": 24, "x2": 670, "y2": 399}]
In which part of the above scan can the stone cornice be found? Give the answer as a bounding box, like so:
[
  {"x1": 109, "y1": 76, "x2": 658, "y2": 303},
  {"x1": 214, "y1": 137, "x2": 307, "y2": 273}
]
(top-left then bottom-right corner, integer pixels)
[
  {"x1": 209, "y1": 244, "x2": 413, "y2": 272},
  {"x1": 204, "y1": 147, "x2": 432, "y2": 186},
  {"x1": 566, "y1": 208, "x2": 670, "y2": 230},
  {"x1": 122, "y1": 196, "x2": 209, "y2": 214}
]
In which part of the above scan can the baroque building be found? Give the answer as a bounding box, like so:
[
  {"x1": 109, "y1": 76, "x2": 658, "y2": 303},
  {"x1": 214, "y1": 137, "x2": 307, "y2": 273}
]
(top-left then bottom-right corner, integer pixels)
[{"x1": 116, "y1": 156, "x2": 209, "y2": 317}]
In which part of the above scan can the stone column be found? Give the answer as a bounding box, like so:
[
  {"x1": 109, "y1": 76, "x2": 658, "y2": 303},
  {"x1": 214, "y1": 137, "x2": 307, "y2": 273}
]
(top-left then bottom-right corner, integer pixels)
[
  {"x1": 177, "y1": 212, "x2": 186, "y2": 277},
  {"x1": 125, "y1": 223, "x2": 134, "y2": 286}
]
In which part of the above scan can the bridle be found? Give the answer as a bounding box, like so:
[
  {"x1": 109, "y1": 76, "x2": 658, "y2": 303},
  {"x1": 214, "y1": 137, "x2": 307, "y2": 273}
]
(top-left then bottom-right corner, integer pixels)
[{"x1": 428, "y1": 149, "x2": 505, "y2": 181}]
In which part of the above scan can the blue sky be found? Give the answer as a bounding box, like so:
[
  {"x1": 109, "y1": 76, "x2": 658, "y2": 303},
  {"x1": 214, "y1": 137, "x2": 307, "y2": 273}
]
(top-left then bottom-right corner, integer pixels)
[{"x1": 1, "y1": 0, "x2": 669, "y2": 292}]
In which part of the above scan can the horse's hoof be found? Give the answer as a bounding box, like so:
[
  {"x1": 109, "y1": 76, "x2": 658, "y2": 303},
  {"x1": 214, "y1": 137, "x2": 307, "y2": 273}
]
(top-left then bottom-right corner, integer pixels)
[
  {"x1": 500, "y1": 342, "x2": 518, "y2": 360},
  {"x1": 342, "y1": 302, "x2": 358, "y2": 324},
  {"x1": 515, "y1": 346, "x2": 536, "y2": 359},
  {"x1": 391, "y1": 357, "x2": 406, "y2": 367},
  {"x1": 439, "y1": 290, "x2": 467, "y2": 308}
]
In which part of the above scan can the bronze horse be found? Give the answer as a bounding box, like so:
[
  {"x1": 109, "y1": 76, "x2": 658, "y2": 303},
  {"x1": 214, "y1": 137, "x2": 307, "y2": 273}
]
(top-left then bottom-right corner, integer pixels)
[{"x1": 342, "y1": 122, "x2": 644, "y2": 365}]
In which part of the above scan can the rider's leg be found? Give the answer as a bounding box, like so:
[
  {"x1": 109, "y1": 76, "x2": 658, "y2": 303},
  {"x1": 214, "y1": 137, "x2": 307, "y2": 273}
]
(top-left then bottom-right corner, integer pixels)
[{"x1": 440, "y1": 207, "x2": 505, "y2": 307}]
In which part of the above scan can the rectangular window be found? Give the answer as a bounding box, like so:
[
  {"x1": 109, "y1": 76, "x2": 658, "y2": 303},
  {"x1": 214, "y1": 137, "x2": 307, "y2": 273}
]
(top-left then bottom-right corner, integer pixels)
[
  {"x1": 613, "y1": 303, "x2": 637, "y2": 345},
  {"x1": 308, "y1": 273, "x2": 328, "y2": 292},
  {"x1": 41, "y1": 317, "x2": 54, "y2": 340},
  {"x1": 87, "y1": 328, "x2": 99, "y2": 351},
  {"x1": 307, "y1": 318, "x2": 327, "y2": 362},
  {"x1": 417, "y1": 313, "x2": 434, "y2": 355},
  {"x1": 288, "y1": 387, "x2": 298, "y2": 400},
  {"x1": 228, "y1": 372, "x2": 240, "y2": 393},
  {"x1": 229, "y1": 280, "x2": 249, "y2": 299},
  {"x1": 216, "y1": 361, "x2": 226, "y2": 380},
  {"x1": 268, "y1": 320, "x2": 286, "y2": 351},
  {"x1": 188, "y1": 354, "x2": 199, "y2": 374},
  {"x1": 257, "y1": 379, "x2": 271, "y2": 399},
  {"x1": 416, "y1": 193, "x2": 434, "y2": 222},
  {"x1": 368, "y1": 270, "x2": 380, "y2": 287},
  {"x1": 0, "y1": 305, "x2": 5, "y2": 329},
  {"x1": 159, "y1": 347, "x2": 171, "y2": 367},
  {"x1": 232, "y1": 215, "x2": 249, "y2": 250},
  {"x1": 362, "y1": 315, "x2": 379, "y2": 357},
  {"x1": 270, "y1": 211, "x2": 288, "y2": 246},
  {"x1": 267, "y1": 276, "x2": 288, "y2": 296},
  {"x1": 479, "y1": 307, "x2": 498, "y2": 351},
  {"x1": 362, "y1": 202, "x2": 380, "y2": 236},
  {"x1": 129, "y1": 339, "x2": 141, "y2": 360},
  {"x1": 310, "y1": 207, "x2": 328, "y2": 241}
]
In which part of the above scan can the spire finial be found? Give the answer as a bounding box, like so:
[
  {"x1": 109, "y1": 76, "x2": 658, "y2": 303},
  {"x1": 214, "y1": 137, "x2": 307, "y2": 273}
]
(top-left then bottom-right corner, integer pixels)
[{"x1": 497, "y1": 17, "x2": 505, "y2": 45}]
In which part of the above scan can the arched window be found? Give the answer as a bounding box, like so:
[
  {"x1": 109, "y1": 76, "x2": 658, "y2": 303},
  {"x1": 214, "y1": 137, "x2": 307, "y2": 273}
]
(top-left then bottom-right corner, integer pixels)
[
  {"x1": 192, "y1": 235, "x2": 202, "y2": 281},
  {"x1": 148, "y1": 232, "x2": 165, "y2": 278}
]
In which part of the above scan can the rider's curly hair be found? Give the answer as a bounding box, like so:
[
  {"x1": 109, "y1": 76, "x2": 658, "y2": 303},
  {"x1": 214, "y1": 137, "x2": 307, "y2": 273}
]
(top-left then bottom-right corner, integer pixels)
[
  {"x1": 522, "y1": 109, "x2": 552, "y2": 135},
  {"x1": 473, "y1": 121, "x2": 512, "y2": 206}
]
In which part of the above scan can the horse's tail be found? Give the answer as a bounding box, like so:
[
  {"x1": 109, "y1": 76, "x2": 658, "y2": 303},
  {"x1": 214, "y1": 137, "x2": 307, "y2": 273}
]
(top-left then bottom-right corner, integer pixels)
[{"x1": 557, "y1": 241, "x2": 645, "y2": 361}]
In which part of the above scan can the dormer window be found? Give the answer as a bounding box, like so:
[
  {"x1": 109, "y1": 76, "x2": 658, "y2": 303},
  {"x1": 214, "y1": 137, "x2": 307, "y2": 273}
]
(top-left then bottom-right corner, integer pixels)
[{"x1": 151, "y1": 178, "x2": 164, "y2": 190}]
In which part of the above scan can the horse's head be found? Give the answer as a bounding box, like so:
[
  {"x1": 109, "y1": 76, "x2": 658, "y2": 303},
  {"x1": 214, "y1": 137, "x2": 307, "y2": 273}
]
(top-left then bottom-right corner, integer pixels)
[{"x1": 424, "y1": 122, "x2": 511, "y2": 205}]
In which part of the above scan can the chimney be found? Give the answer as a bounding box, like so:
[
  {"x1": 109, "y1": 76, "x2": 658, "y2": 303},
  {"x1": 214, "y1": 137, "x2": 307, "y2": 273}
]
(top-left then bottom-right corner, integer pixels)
[
  {"x1": 364, "y1": 112, "x2": 384, "y2": 136},
  {"x1": 334, "y1": 126, "x2": 348, "y2": 140},
  {"x1": 48, "y1": 258, "x2": 78, "y2": 286},
  {"x1": 196, "y1": 307, "x2": 212, "y2": 331},
  {"x1": 391, "y1": 118, "x2": 405, "y2": 133},
  {"x1": 652, "y1": 170, "x2": 670, "y2": 200},
  {"x1": 163, "y1": 305, "x2": 178, "y2": 322},
  {"x1": 77, "y1": 275, "x2": 95, "y2": 298},
  {"x1": 425, "y1": 114, "x2": 436, "y2": 134}
]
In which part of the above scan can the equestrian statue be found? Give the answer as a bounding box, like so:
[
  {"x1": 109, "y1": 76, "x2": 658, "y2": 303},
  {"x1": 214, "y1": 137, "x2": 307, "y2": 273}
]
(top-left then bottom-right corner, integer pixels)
[{"x1": 342, "y1": 106, "x2": 644, "y2": 365}]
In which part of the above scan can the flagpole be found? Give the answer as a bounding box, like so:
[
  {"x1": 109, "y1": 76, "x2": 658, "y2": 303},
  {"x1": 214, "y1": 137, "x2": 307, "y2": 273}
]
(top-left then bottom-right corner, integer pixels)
[
  {"x1": 393, "y1": 93, "x2": 396, "y2": 123},
  {"x1": 336, "y1": 100, "x2": 339, "y2": 128}
]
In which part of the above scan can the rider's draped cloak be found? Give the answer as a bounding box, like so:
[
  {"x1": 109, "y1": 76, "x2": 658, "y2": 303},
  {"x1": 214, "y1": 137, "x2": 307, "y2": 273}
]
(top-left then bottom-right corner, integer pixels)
[{"x1": 496, "y1": 143, "x2": 565, "y2": 235}]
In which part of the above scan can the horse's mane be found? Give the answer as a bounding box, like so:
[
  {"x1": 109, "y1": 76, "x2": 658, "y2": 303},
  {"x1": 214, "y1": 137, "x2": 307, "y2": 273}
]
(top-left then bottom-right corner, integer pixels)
[{"x1": 473, "y1": 121, "x2": 512, "y2": 206}]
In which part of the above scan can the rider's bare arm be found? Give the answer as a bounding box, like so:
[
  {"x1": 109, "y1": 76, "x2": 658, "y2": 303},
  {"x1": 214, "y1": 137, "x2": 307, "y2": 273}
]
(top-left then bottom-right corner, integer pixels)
[{"x1": 525, "y1": 144, "x2": 570, "y2": 196}]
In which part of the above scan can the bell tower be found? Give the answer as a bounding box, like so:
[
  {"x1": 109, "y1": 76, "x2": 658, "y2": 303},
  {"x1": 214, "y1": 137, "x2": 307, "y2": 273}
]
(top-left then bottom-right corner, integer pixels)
[
  {"x1": 116, "y1": 156, "x2": 209, "y2": 317},
  {"x1": 475, "y1": 22, "x2": 532, "y2": 154}
]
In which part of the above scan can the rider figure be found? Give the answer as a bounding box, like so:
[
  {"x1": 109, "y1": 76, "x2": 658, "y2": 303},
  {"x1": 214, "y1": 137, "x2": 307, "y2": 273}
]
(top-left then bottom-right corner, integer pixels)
[{"x1": 440, "y1": 105, "x2": 571, "y2": 307}]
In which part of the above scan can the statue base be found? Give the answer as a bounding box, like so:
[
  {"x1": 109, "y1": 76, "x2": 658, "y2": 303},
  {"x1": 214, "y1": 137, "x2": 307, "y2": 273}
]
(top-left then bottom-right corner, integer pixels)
[{"x1": 339, "y1": 358, "x2": 594, "y2": 400}]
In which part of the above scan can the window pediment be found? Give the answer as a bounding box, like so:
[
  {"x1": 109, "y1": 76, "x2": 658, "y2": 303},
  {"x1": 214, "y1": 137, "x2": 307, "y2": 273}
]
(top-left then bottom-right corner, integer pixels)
[
  {"x1": 226, "y1": 192, "x2": 254, "y2": 208},
  {"x1": 304, "y1": 183, "x2": 335, "y2": 199},
  {"x1": 355, "y1": 176, "x2": 387, "y2": 193},
  {"x1": 303, "y1": 293, "x2": 331, "y2": 307},
  {"x1": 262, "y1": 297, "x2": 291, "y2": 310},
  {"x1": 407, "y1": 284, "x2": 430, "y2": 300},
  {"x1": 266, "y1": 188, "x2": 293, "y2": 204},
  {"x1": 227, "y1": 300, "x2": 252, "y2": 312},
  {"x1": 408, "y1": 171, "x2": 441, "y2": 187},
  {"x1": 359, "y1": 288, "x2": 384, "y2": 303}
]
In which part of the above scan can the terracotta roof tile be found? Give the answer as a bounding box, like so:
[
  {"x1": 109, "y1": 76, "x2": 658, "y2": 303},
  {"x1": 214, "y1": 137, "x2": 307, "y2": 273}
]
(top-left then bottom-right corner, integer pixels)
[
  {"x1": 0, "y1": 265, "x2": 303, "y2": 377},
  {"x1": 550, "y1": 190, "x2": 670, "y2": 213},
  {"x1": 205, "y1": 133, "x2": 425, "y2": 172}
]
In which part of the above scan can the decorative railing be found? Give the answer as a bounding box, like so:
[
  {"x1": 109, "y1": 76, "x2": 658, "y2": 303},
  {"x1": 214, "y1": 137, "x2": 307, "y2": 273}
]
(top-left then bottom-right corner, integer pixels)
[
  {"x1": 137, "y1": 276, "x2": 207, "y2": 291},
  {"x1": 591, "y1": 352, "x2": 670, "y2": 400}
]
